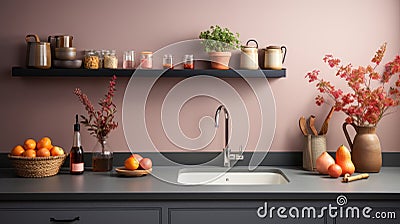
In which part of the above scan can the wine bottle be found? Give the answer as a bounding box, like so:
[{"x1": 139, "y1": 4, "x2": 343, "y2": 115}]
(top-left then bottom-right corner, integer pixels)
[{"x1": 70, "y1": 114, "x2": 84, "y2": 174}]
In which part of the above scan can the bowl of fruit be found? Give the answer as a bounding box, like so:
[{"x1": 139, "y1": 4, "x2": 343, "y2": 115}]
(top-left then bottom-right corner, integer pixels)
[
  {"x1": 8, "y1": 137, "x2": 67, "y2": 178},
  {"x1": 115, "y1": 154, "x2": 153, "y2": 177}
]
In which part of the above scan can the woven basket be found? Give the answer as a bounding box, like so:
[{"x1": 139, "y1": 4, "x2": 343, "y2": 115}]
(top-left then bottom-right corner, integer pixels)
[{"x1": 8, "y1": 154, "x2": 68, "y2": 178}]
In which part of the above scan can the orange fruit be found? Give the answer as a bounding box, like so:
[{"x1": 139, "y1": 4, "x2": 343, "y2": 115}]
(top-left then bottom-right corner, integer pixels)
[
  {"x1": 37, "y1": 137, "x2": 52, "y2": 150},
  {"x1": 23, "y1": 149, "x2": 36, "y2": 158},
  {"x1": 124, "y1": 156, "x2": 139, "y2": 170},
  {"x1": 11, "y1": 145, "x2": 25, "y2": 156},
  {"x1": 37, "y1": 148, "x2": 50, "y2": 157},
  {"x1": 50, "y1": 146, "x2": 64, "y2": 156},
  {"x1": 23, "y1": 139, "x2": 36, "y2": 150}
]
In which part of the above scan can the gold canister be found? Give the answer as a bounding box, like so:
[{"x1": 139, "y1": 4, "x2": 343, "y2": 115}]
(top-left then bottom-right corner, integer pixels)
[{"x1": 25, "y1": 34, "x2": 51, "y2": 69}]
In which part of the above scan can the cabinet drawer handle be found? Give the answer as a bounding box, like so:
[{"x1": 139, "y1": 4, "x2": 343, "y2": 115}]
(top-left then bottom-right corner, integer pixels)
[{"x1": 50, "y1": 216, "x2": 80, "y2": 222}]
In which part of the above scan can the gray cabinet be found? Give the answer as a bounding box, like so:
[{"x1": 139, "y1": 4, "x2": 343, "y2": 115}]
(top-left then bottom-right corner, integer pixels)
[
  {"x1": 169, "y1": 208, "x2": 327, "y2": 224},
  {"x1": 0, "y1": 202, "x2": 161, "y2": 224},
  {"x1": 168, "y1": 201, "x2": 330, "y2": 224},
  {"x1": 333, "y1": 201, "x2": 399, "y2": 224},
  {"x1": 0, "y1": 209, "x2": 160, "y2": 224},
  {"x1": 1, "y1": 200, "x2": 398, "y2": 224}
]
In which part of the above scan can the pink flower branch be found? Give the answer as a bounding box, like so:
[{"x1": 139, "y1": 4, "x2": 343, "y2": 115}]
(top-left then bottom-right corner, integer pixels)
[
  {"x1": 306, "y1": 43, "x2": 400, "y2": 126},
  {"x1": 74, "y1": 75, "x2": 118, "y2": 141}
]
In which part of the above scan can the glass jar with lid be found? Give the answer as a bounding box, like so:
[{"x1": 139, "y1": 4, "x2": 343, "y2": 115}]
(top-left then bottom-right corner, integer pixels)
[
  {"x1": 84, "y1": 50, "x2": 99, "y2": 69},
  {"x1": 163, "y1": 54, "x2": 173, "y2": 69},
  {"x1": 140, "y1": 51, "x2": 152, "y2": 69},
  {"x1": 183, "y1": 54, "x2": 194, "y2": 69},
  {"x1": 104, "y1": 50, "x2": 118, "y2": 69},
  {"x1": 96, "y1": 50, "x2": 104, "y2": 69},
  {"x1": 123, "y1": 50, "x2": 135, "y2": 69}
]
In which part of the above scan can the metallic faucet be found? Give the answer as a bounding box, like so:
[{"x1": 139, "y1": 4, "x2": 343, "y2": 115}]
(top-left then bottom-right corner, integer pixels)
[{"x1": 215, "y1": 105, "x2": 244, "y2": 167}]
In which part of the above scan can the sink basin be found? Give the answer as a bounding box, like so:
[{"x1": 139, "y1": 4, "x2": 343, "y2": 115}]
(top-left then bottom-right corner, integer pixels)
[{"x1": 177, "y1": 167, "x2": 289, "y2": 185}]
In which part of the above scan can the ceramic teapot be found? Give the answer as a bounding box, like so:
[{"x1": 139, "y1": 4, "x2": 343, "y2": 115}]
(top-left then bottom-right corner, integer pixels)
[
  {"x1": 240, "y1": 39, "x2": 259, "y2": 70},
  {"x1": 264, "y1": 45, "x2": 287, "y2": 70}
]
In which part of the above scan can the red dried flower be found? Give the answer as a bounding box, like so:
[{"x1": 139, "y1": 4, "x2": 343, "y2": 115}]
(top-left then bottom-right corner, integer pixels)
[
  {"x1": 305, "y1": 43, "x2": 400, "y2": 126},
  {"x1": 74, "y1": 75, "x2": 118, "y2": 140}
]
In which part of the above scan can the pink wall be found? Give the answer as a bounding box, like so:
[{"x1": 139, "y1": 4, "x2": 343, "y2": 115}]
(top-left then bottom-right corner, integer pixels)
[{"x1": 0, "y1": 0, "x2": 399, "y2": 153}]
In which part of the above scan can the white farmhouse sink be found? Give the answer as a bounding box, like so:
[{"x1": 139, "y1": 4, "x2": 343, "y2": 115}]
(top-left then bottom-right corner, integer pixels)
[{"x1": 177, "y1": 167, "x2": 289, "y2": 185}]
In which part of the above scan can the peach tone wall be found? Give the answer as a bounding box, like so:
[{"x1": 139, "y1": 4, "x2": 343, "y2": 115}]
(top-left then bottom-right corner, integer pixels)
[{"x1": 0, "y1": 0, "x2": 399, "y2": 153}]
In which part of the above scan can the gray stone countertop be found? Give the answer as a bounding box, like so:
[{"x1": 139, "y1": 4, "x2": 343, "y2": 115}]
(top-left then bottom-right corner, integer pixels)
[{"x1": 0, "y1": 166, "x2": 399, "y2": 201}]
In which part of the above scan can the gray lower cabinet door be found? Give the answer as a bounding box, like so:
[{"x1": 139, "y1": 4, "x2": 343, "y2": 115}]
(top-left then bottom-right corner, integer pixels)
[
  {"x1": 168, "y1": 201, "x2": 332, "y2": 224},
  {"x1": 334, "y1": 206, "x2": 399, "y2": 224},
  {"x1": 0, "y1": 208, "x2": 160, "y2": 224},
  {"x1": 169, "y1": 208, "x2": 327, "y2": 224}
]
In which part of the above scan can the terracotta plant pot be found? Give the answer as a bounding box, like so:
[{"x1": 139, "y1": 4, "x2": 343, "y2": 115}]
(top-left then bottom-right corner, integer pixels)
[
  {"x1": 208, "y1": 52, "x2": 231, "y2": 70},
  {"x1": 342, "y1": 123, "x2": 382, "y2": 172}
]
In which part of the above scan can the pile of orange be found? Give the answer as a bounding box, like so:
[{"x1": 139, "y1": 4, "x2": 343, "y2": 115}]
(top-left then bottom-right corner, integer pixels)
[{"x1": 10, "y1": 137, "x2": 64, "y2": 158}]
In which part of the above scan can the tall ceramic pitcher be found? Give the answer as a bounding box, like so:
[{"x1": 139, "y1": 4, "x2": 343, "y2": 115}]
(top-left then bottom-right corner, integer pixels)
[{"x1": 342, "y1": 123, "x2": 382, "y2": 172}]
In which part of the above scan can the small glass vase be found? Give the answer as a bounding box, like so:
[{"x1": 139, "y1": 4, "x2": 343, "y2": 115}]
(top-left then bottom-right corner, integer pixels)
[{"x1": 92, "y1": 137, "x2": 113, "y2": 172}]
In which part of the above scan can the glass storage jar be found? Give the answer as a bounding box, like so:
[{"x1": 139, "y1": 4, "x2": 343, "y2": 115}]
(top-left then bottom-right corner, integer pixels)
[
  {"x1": 95, "y1": 50, "x2": 103, "y2": 68},
  {"x1": 84, "y1": 50, "x2": 99, "y2": 69},
  {"x1": 183, "y1": 54, "x2": 194, "y2": 69},
  {"x1": 123, "y1": 50, "x2": 135, "y2": 69},
  {"x1": 163, "y1": 54, "x2": 173, "y2": 69},
  {"x1": 140, "y1": 51, "x2": 152, "y2": 69},
  {"x1": 104, "y1": 50, "x2": 118, "y2": 69}
]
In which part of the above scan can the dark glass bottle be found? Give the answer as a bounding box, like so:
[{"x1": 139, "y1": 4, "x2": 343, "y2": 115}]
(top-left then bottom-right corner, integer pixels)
[{"x1": 70, "y1": 114, "x2": 84, "y2": 174}]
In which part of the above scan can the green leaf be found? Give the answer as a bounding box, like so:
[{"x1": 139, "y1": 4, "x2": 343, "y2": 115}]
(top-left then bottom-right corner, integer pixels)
[{"x1": 199, "y1": 25, "x2": 240, "y2": 52}]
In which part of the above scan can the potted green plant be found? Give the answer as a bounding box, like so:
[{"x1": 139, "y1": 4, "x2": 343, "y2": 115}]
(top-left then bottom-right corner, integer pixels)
[{"x1": 199, "y1": 25, "x2": 240, "y2": 69}]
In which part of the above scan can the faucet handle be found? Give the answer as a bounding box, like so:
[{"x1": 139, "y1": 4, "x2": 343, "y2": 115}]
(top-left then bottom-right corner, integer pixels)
[
  {"x1": 235, "y1": 145, "x2": 244, "y2": 160},
  {"x1": 239, "y1": 145, "x2": 244, "y2": 154},
  {"x1": 235, "y1": 154, "x2": 244, "y2": 160}
]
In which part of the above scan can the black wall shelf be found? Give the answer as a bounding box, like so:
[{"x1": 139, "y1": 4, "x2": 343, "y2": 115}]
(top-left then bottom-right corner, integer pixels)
[{"x1": 12, "y1": 67, "x2": 286, "y2": 78}]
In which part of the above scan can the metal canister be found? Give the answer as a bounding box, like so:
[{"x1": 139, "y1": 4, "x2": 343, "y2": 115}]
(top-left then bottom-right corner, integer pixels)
[{"x1": 26, "y1": 34, "x2": 51, "y2": 69}]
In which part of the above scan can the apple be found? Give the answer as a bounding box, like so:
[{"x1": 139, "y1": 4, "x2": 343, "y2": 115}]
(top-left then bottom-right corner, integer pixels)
[{"x1": 139, "y1": 158, "x2": 152, "y2": 170}]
